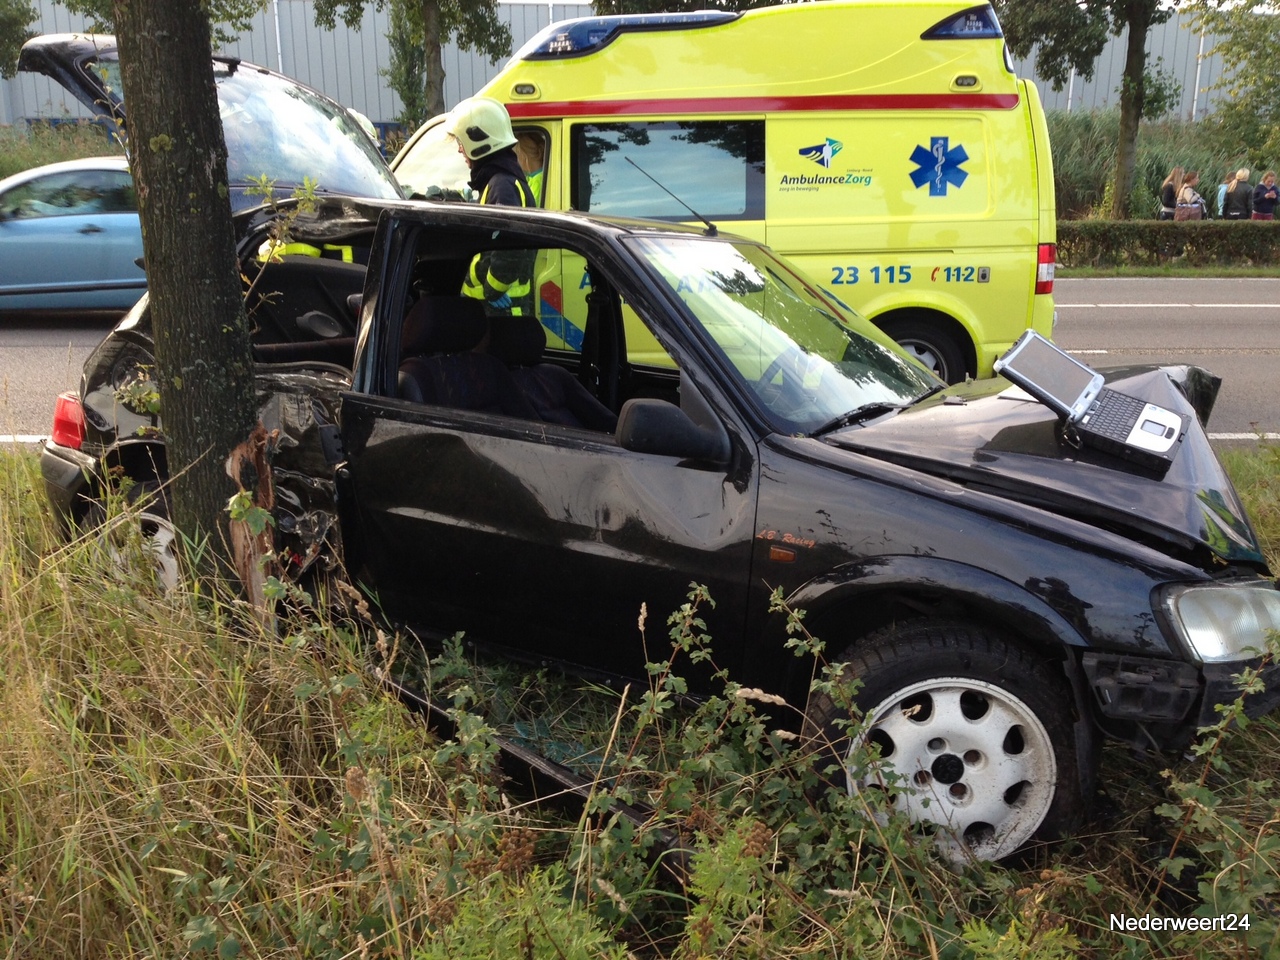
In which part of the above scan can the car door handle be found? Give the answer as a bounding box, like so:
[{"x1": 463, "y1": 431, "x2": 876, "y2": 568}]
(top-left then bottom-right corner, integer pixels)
[{"x1": 79, "y1": 224, "x2": 104, "y2": 234}]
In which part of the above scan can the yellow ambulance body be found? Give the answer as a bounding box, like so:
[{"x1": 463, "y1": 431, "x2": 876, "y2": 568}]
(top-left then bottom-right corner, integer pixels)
[{"x1": 392, "y1": 0, "x2": 1057, "y2": 382}]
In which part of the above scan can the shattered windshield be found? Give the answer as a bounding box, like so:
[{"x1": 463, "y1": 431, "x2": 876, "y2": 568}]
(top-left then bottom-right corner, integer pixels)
[
  {"x1": 87, "y1": 57, "x2": 402, "y2": 207},
  {"x1": 627, "y1": 235, "x2": 940, "y2": 434}
]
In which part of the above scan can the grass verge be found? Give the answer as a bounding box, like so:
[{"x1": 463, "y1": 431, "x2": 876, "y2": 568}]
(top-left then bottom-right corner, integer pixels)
[
  {"x1": 1, "y1": 445, "x2": 1277, "y2": 957},
  {"x1": 1059, "y1": 265, "x2": 1280, "y2": 280}
]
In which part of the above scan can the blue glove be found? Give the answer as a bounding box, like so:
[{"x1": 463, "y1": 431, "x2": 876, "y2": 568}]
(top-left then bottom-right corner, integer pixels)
[{"x1": 487, "y1": 293, "x2": 512, "y2": 309}]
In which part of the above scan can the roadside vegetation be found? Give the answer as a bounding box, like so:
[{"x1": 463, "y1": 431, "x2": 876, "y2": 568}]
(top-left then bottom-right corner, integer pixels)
[
  {"x1": 0, "y1": 119, "x2": 121, "y2": 181},
  {"x1": 1, "y1": 443, "x2": 1277, "y2": 957}
]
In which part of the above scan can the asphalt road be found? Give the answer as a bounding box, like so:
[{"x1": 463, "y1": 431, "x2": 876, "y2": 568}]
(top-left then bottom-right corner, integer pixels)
[
  {"x1": 2, "y1": 276, "x2": 1279, "y2": 444},
  {"x1": 0, "y1": 317, "x2": 108, "y2": 443},
  {"x1": 1053, "y1": 277, "x2": 1280, "y2": 441}
]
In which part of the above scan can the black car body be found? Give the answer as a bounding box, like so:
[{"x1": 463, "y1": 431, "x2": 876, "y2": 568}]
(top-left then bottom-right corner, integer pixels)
[{"x1": 41, "y1": 197, "x2": 1280, "y2": 861}]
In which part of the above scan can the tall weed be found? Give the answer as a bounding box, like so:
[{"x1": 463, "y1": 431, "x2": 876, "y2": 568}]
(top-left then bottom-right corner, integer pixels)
[
  {"x1": 1048, "y1": 111, "x2": 1248, "y2": 219},
  {"x1": 2, "y1": 446, "x2": 1279, "y2": 957},
  {"x1": 0, "y1": 120, "x2": 122, "y2": 180}
]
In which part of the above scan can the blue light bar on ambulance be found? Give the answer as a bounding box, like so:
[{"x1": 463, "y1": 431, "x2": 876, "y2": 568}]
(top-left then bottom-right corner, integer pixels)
[
  {"x1": 517, "y1": 12, "x2": 741, "y2": 60},
  {"x1": 922, "y1": 4, "x2": 1003, "y2": 40}
]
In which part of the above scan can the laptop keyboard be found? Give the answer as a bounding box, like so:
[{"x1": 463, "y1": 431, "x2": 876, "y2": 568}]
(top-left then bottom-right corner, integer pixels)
[{"x1": 1084, "y1": 390, "x2": 1145, "y2": 434}]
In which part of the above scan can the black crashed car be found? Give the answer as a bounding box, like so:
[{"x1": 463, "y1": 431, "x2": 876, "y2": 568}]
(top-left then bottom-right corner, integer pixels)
[{"x1": 42, "y1": 197, "x2": 1280, "y2": 861}]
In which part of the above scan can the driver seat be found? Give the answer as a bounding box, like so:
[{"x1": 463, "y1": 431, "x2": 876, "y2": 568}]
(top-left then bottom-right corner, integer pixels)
[{"x1": 398, "y1": 296, "x2": 537, "y2": 418}]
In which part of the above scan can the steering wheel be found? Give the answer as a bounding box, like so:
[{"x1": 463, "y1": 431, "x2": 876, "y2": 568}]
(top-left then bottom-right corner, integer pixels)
[{"x1": 753, "y1": 346, "x2": 812, "y2": 416}]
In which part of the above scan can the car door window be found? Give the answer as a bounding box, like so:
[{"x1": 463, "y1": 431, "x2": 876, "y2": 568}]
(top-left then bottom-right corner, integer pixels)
[
  {"x1": 1, "y1": 168, "x2": 134, "y2": 219},
  {"x1": 394, "y1": 237, "x2": 619, "y2": 433}
]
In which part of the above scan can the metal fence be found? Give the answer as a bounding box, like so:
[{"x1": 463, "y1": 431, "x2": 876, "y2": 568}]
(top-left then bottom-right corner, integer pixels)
[{"x1": 0, "y1": 0, "x2": 1230, "y2": 129}]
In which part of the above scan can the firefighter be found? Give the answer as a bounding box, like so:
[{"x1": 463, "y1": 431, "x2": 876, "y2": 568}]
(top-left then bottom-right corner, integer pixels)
[{"x1": 446, "y1": 97, "x2": 535, "y2": 316}]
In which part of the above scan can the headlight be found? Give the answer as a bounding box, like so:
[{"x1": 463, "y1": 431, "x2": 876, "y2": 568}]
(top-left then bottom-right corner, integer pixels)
[{"x1": 1161, "y1": 581, "x2": 1280, "y2": 662}]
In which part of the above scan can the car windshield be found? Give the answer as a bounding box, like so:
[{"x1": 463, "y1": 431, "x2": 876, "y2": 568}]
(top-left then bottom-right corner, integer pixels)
[
  {"x1": 90, "y1": 58, "x2": 403, "y2": 206},
  {"x1": 627, "y1": 234, "x2": 940, "y2": 433}
]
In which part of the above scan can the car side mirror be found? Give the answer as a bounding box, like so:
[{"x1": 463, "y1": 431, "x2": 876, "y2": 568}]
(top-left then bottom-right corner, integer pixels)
[{"x1": 616, "y1": 399, "x2": 730, "y2": 464}]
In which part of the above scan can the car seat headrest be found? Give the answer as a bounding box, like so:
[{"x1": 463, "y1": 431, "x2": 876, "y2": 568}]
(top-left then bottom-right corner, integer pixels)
[
  {"x1": 401, "y1": 295, "x2": 488, "y2": 355},
  {"x1": 486, "y1": 315, "x2": 547, "y2": 366}
]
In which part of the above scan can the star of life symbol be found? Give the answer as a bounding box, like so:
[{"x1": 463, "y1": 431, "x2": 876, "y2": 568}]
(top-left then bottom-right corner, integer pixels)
[
  {"x1": 799, "y1": 138, "x2": 843, "y2": 168},
  {"x1": 910, "y1": 137, "x2": 969, "y2": 195}
]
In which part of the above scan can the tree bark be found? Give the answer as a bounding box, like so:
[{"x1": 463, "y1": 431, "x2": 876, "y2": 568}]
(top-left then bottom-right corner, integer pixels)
[
  {"x1": 1110, "y1": 8, "x2": 1152, "y2": 220},
  {"x1": 112, "y1": 0, "x2": 258, "y2": 571},
  {"x1": 421, "y1": 0, "x2": 447, "y2": 117}
]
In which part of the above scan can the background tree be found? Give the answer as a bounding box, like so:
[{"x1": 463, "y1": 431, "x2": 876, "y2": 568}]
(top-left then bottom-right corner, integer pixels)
[
  {"x1": 62, "y1": 0, "x2": 268, "y2": 46},
  {"x1": 313, "y1": 0, "x2": 510, "y2": 126},
  {"x1": 109, "y1": 0, "x2": 258, "y2": 569},
  {"x1": 993, "y1": 0, "x2": 1173, "y2": 219},
  {"x1": 1186, "y1": 1, "x2": 1280, "y2": 165},
  {"x1": 0, "y1": 1, "x2": 35, "y2": 78}
]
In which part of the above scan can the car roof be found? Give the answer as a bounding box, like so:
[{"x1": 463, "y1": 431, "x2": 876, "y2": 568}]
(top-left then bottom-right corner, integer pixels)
[{"x1": 0, "y1": 155, "x2": 130, "y2": 193}]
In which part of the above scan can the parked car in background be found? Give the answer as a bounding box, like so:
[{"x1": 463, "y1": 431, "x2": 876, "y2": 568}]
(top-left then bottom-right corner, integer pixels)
[
  {"x1": 40, "y1": 196, "x2": 1280, "y2": 862},
  {"x1": 18, "y1": 34, "x2": 404, "y2": 211},
  {"x1": 0, "y1": 155, "x2": 144, "y2": 317}
]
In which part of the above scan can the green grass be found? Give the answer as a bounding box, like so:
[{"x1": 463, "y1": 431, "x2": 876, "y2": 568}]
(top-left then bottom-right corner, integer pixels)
[
  {"x1": 0, "y1": 121, "x2": 124, "y2": 181},
  {"x1": 1059, "y1": 264, "x2": 1280, "y2": 279},
  {"x1": 1, "y1": 444, "x2": 1277, "y2": 957}
]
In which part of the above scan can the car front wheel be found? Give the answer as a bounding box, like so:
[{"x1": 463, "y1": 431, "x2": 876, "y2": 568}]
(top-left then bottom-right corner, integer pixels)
[{"x1": 806, "y1": 620, "x2": 1084, "y2": 861}]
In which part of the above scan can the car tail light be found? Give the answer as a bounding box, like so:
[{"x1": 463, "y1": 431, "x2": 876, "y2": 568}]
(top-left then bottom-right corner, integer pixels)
[
  {"x1": 1035, "y1": 243, "x2": 1056, "y2": 295},
  {"x1": 50, "y1": 392, "x2": 86, "y2": 450}
]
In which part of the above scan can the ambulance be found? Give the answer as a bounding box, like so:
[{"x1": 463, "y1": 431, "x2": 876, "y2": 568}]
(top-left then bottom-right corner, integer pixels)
[{"x1": 392, "y1": 0, "x2": 1057, "y2": 383}]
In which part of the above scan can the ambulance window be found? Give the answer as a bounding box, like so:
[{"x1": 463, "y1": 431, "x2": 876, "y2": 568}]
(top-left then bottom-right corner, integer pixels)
[
  {"x1": 514, "y1": 128, "x2": 548, "y2": 207},
  {"x1": 570, "y1": 121, "x2": 764, "y2": 222}
]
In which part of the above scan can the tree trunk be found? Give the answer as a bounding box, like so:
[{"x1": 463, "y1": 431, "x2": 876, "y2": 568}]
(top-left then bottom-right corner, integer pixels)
[
  {"x1": 112, "y1": 0, "x2": 258, "y2": 572},
  {"x1": 421, "y1": 0, "x2": 447, "y2": 117},
  {"x1": 1110, "y1": 10, "x2": 1151, "y2": 220}
]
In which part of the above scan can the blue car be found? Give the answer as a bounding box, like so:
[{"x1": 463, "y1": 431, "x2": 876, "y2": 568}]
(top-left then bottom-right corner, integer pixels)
[{"x1": 0, "y1": 156, "x2": 145, "y2": 316}]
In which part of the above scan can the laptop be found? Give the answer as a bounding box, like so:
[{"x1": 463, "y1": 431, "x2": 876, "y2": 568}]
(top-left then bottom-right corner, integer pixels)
[{"x1": 993, "y1": 331, "x2": 1189, "y2": 473}]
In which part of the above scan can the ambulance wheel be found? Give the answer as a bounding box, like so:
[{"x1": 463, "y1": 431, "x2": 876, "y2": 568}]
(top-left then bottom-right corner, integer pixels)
[{"x1": 880, "y1": 317, "x2": 966, "y2": 384}]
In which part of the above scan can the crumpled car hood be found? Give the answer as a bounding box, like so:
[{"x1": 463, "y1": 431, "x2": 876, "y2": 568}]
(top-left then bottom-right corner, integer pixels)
[{"x1": 830, "y1": 365, "x2": 1263, "y2": 568}]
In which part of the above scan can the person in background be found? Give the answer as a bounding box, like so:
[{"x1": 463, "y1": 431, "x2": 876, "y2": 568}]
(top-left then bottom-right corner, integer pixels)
[
  {"x1": 515, "y1": 133, "x2": 545, "y2": 206},
  {"x1": 1157, "y1": 166, "x2": 1183, "y2": 220},
  {"x1": 1253, "y1": 171, "x2": 1279, "y2": 220},
  {"x1": 1221, "y1": 168, "x2": 1253, "y2": 220},
  {"x1": 1175, "y1": 170, "x2": 1206, "y2": 221},
  {"x1": 1215, "y1": 170, "x2": 1233, "y2": 217}
]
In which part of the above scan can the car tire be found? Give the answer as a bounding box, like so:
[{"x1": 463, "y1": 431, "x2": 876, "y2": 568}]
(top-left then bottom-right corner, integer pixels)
[
  {"x1": 83, "y1": 480, "x2": 180, "y2": 592},
  {"x1": 806, "y1": 620, "x2": 1083, "y2": 861},
  {"x1": 879, "y1": 316, "x2": 966, "y2": 384}
]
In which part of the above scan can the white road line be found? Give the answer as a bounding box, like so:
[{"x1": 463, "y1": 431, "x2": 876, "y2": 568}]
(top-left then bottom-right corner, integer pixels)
[{"x1": 1, "y1": 436, "x2": 46, "y2": 445}]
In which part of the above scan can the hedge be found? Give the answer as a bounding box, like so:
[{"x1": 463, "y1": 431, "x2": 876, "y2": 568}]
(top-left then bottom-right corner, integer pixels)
[{"x1": 1056, "y1": 219, "x2": 1280, "y2": 268}]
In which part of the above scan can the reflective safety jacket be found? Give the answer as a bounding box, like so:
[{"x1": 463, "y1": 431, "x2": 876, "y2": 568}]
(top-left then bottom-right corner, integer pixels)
[{"x1": 462, "y1": 149, "x2": 536, "y2": 316}]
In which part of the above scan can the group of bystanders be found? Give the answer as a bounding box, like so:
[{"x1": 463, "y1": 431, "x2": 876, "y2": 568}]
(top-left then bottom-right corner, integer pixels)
[{"x1": 1158, "y1": 165, "x2": 1278, "y2": 221}]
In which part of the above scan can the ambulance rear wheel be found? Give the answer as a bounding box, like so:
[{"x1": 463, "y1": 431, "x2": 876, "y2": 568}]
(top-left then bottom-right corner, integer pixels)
[{"x1": 880, "y1": 317, "x2": 966, "y2": 384}]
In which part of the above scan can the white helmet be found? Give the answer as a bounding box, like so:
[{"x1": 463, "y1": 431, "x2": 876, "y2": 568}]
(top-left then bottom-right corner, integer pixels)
[{"x1": 445, "y1": 96, "x2": 517, "y2": 160}]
